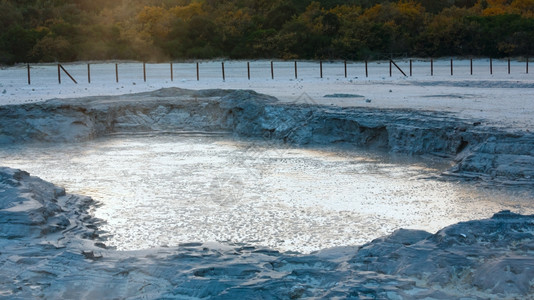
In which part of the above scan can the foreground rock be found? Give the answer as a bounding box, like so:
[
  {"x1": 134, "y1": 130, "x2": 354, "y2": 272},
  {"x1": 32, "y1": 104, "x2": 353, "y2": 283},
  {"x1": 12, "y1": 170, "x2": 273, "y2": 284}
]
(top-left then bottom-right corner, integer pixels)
[
  {"x1": 1, "y1": 167, "x2": 533, "y2": 299},
  {"x1": 0, "y1": 88, "x2": 533, "y2": 184}
]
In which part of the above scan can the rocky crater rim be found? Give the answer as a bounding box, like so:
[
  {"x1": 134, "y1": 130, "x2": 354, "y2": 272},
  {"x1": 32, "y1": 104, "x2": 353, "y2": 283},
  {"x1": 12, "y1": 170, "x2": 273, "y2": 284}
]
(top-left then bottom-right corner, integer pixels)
[
  {"x1": 2, "y1": 165, "x2": 534, "y2": 299},
  {"x1": 0, "y1": 87, "x2": 533, "y2": 184}
]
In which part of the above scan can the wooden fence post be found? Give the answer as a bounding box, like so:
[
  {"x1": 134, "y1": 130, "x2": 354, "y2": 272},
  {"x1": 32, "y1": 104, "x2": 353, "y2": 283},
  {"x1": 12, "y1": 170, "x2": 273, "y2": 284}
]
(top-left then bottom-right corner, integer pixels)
[
  {"x1": 390, "y1": 60, "x2": 407, "y2": 77},
  {"x1": 196, "y1": 62, "x2": 199, "y2": 81},
  {"x1": 87, "y1": 64, "x2": 91, "y2": 83},
  {"x1": 431, "y1": 59, "x2": 433, "y2": 76},
  {"x1": 409, "y1": 59, "x2": 412, "y2": 76},
  {"x1": 389, "y1": 60, "x2": 392, "y2": 77},
  {"x1": 271, "y1": 61, "x2": 274, "y2": 79},
  {"x1": 294, "y1": 61, "x2": 298, "y2": 79},
  {"x1": 450, "y1": 58, "x2": 453, "y2": 76},
  {"x1": 143, "y1": 62, "x2": 146, "y2": 82},
  {"x1": 247, "y1": 62, "x2": 250, "y2": 80},
  {"x1": 58, "y1": 64, "x2": 77, "y2": 84},
  {"x1": 115, "y1": 63, "x2": 119, "y2": 83},
  {"x1": 527, "y1": 57, "x2": 529, "y2": 74},
  {"x1": 344, "y1": 60, "x2": 347, "y2": 78},
  {"x1": 221, "y1": 62, "x2": 225, "y2": 81},
  {"x1": 58, "y1": 64, "x2": 61, "y2": 84},
  {"x1": 170, "y1": 62, "x2": 173, "y2": 81},
  {"x1": 365, "y1": 60, "x2": 368, "y2": 77},
  {"x1": 470, "y1": 58, "x2": 473, "y2": 75},
  {"x1": 490, "y1": 58, "x2": 493, "y2": 75},
  {"x1": 508, "y1": 58, "x2": 511, "y2": 74},
  {"x1": 320, "y1": 61, "x2": 323, "y2": 78},
  {"x1": 27, "y1": 64, "x2": 31, "y2": 85}
]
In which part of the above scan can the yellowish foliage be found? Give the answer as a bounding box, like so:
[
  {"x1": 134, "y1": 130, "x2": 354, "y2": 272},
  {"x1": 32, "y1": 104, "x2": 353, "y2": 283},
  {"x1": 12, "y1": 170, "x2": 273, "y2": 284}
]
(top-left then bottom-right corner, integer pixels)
[
  {"x1": 137, "y1": 6, "x2": 174, "y2": 40},
  {"x1": 214, "y1": 8, "x2": 252, "y2": 37},
  {"x1": 397, "y1": 0, "x2": 425, "y2": 16},
  {"x1": 478, "y1": 0, "x2": 534, "y2": 15},
  {"x1": 328, "y1": 5, "x2": 362, "y2": 18},
  {"x1": 481, "y1": 0, "x2": 509, "y2": 15},
  {"x1": 169, "y1": 2, "x2": 205, "y2": 21},
  {"x1": 361, "y1": 4, "x2": 384, "y2": 20},
  {"x1": 511, "y1": 0, "x2": 534, "y2": 17},
  {"x1": 137, "y1": 6, "x2": 167, "y2": 24}
]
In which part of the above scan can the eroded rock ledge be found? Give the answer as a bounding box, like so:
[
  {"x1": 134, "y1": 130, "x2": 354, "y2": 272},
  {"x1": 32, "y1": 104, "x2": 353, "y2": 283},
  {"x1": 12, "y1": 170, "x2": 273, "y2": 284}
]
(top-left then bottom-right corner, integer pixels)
[
  {"x1": 1, "y1": 167, "x2": 533, "y2": 299},
  {"x1": 1, "y1": 88, "x2": 533, "y2": 184}
]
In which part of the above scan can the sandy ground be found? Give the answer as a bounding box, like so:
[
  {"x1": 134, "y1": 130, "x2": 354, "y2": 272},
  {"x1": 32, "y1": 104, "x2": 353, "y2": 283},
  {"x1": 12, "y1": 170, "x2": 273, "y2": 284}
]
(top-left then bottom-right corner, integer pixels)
[{"x1": 1, "y1": 59, "x2": 533, "y2": 130}]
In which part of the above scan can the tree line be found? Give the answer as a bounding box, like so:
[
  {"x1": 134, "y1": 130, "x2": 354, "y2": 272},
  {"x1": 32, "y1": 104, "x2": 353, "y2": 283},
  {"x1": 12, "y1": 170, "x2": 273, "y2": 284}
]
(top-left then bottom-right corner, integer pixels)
[{"x1": 1, "y1": 0, "x2": 533, "y2": 64}]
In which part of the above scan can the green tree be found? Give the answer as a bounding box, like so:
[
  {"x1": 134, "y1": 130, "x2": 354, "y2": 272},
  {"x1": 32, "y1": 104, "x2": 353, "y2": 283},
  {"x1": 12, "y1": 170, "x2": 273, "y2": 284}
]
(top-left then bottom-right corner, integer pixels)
[{"x1": 0, "y1": 26, "x2": 45, "y2": 63}]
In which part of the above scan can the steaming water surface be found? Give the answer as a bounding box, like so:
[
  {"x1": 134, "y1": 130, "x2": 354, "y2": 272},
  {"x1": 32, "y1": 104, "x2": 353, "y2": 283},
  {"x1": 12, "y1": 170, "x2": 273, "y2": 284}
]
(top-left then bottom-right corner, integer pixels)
[{"x1": 1, "y1": 133, "x2": 533, "y2": 253}]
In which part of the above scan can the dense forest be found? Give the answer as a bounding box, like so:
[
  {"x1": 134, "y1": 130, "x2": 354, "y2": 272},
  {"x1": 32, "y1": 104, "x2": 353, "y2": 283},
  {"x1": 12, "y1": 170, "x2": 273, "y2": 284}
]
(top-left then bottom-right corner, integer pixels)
[{"x1": 1, "y1": 0, "x2": 533, "y2": 64}]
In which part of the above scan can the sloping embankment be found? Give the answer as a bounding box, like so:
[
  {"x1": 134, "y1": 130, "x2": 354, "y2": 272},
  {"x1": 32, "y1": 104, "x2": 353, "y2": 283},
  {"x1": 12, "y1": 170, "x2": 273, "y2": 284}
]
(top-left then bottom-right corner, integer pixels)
[{"x1": 0, "y1": 87, "x2": 533, "y2": 184}]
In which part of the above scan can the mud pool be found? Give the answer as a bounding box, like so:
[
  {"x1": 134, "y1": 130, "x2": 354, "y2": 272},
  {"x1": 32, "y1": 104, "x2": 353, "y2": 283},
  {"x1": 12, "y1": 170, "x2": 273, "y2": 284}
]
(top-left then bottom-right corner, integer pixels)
[{"x1": 1, "y1": 133, "x2": 532, "y2": 253}]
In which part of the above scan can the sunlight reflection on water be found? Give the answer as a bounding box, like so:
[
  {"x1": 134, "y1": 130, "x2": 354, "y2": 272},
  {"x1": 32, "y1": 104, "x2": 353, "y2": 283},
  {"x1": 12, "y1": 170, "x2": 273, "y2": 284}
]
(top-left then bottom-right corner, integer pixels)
[{"x1": 1, "y1": 133, "x2": 533, "y2": 253}]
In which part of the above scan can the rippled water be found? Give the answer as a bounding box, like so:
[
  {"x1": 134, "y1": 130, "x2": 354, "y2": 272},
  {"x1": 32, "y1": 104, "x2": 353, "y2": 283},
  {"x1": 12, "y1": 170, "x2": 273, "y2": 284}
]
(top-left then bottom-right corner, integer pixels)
[{"x1": 1, "y1": 134, "x2": 533, "y2": 253}]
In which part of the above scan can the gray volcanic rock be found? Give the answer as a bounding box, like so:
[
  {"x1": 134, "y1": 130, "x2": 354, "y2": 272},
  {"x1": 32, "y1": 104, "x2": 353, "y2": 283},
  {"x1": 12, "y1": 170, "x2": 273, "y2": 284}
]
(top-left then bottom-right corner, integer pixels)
[
  {"x1": 352, "y1": 210, "x2": 534, "y2": 296},
  {"x1": 0, "y1": 167, "x2": 96, "y2": 241},
  {"x1": 449, "y1": 135, "x2": 534, "y2": 184}
]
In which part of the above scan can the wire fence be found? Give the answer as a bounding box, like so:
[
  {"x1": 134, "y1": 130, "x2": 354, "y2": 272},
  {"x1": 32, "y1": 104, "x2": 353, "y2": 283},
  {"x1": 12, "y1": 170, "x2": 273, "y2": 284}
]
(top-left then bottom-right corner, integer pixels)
[{"x1": 3, "y1": 58, "x2": 532, "y2": 86}]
